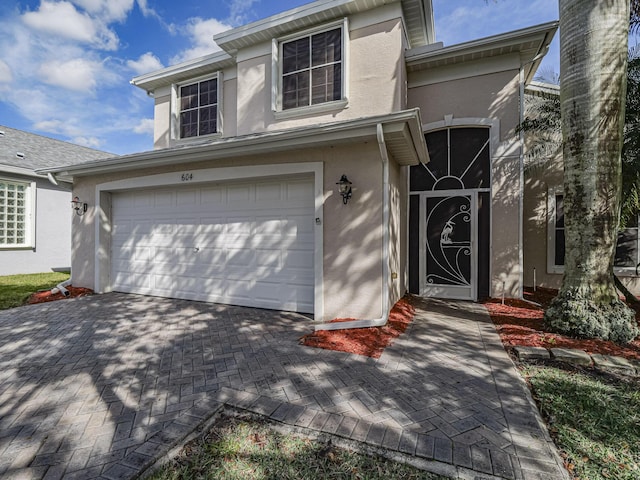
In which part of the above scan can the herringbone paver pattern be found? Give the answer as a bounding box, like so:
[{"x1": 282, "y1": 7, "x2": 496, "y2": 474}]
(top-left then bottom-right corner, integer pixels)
[{"x1": 0, "y1": 294, "x2": 567, "y2": 479}]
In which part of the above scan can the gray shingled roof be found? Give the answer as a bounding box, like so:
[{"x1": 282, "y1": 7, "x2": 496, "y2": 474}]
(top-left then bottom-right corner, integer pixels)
[{"x1": 0, "y1": 125, "x2": 114, "y2": 174}]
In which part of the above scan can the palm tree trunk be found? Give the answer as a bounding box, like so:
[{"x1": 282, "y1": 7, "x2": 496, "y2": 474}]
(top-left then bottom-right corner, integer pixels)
[{"x1": 544, "y1": 0, "x2": 638, "y2": 343}]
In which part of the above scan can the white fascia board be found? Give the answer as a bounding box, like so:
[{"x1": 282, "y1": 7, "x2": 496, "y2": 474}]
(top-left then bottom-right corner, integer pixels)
[
  {"x1": 130, "y1": 51, "x2": 234, "y2": 92},
  {"x1": 408, "y1": 53, "x2": 521, "y2": 88},
  {"x1": 527, "y1": 81, "x2": 560, "y2": 97},
  {"x1": 406, "y1": 21, "x2": 558, "y2": 66},
  {"x1": 214, "y1": 0, "x2": 354, "y2": 46},
  {"x1": 422, "y1": 0, "x2": 435, "y2": 44},
  {"x1": 0, "y1": 164, "x2": 44, "y2": 179},
  {"x1": 214, "y1": 0, "x2": 394, "y2": 52},
  {"x1": 38, "y1": 109, "x2": 426, "y2": 177}
]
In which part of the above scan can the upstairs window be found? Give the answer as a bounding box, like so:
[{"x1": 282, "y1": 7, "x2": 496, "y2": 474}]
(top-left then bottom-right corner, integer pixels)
[
  {"x1": 0, "y1": 180, "x2": 32, "y2": 248},
  {"x1": 179, "y1": 77, "x2": 218, "y2": 138},
  {"x1": 280, "y1": 26, "x2": 344, "y2": 111}
]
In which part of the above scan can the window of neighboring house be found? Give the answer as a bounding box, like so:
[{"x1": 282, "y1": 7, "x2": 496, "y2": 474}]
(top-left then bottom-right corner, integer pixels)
[
  {"x1": 178, "y1": 77, "x2": 218, "y2": 139},
  {"x1": 0, "y1": 179, "x2": 33, "y2": 248},
  {"x1": 549, "y1": 193, "x2": 640, "y2": 272},
  {"x1": 279, "y1": 24, "x2": 344, "y2": 111}
]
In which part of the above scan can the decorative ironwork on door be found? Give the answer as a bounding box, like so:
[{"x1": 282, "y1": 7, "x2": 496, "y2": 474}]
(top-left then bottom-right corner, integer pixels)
[
  {"x1": 410, "y1": 127, "x2": 490, "y2": 301},
  {"x1": 425, "y1": 195, "x2": 472, "y2": 290}
]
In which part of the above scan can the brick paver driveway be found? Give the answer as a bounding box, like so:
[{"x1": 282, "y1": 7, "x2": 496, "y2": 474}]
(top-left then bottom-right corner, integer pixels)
[{"x1": 0, "y1": 294, "x2": 567, "y2": 479}]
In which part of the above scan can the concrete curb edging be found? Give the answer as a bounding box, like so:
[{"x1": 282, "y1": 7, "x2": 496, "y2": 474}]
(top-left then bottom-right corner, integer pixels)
[
  {"x1": 512, "y1": 346, "x2": 640, "y2": 376},
  {"x1": 138, "y1": 388, "x2": 510, "y2": 480}
]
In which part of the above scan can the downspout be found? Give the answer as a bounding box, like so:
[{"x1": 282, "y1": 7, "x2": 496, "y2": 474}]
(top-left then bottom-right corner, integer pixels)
[
  {"x1": 46, "y1": 171, "x2": 73, "y2": 295},
  {"x1": 314, "y1": 123, "x2": 391, "y2": 331},
  {"x1": 51, "y1": 278, "x2": 72, "y2": 297},
  {"x1": 518, "y1": 63, "x2": 525, "y2": 299}
]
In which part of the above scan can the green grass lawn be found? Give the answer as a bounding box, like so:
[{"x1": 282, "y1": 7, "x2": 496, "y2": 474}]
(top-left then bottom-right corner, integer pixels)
[
  {"x1": 149, "y1": 414, "x2": 448, "y2": 480},
  {"x1": 0, "y1": 272, "x2": 70, "y2": 310},
  {"x1": 522, "y1": 364, "x2": 640, "y2": 480}
]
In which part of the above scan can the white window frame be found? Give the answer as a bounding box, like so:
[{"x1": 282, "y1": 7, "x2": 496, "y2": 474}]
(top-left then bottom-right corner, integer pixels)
[
  {"x1": 271, "y1": 18, "x2": 349, "y2": 118},
  {"x1": 547, "y1": 188, "x2": 640, "y2": 276},
  {"x1": 0, "y1": 178, "x2": 36, "y2": 250},
  {"x1": 171, "y1": 72, "x2": 223, "y2": 142}
]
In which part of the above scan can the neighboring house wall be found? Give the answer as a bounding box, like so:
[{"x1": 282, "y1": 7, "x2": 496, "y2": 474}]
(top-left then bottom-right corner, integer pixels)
[
  {"x1": 523, "y1": 153, "x2": 640, "y2": 295},
  {"x1": 0, "y1": 174, "x2": 71, "y2": 275}
]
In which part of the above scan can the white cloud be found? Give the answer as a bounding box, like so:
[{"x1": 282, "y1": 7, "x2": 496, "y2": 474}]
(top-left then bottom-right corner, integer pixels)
[
  {"x1": 71, "y1": 135, "x2": 103, "y2": 148},
  {"x1": 39, "y1": 58, "x2": 102, "y2": 92},
  {"x1": 22, "y1": 1, "x2": 119, "y2": 50},
  {"x1": 170, "y1": 17, "x2": 231, "y2": 65},
  {"x1": 228, "y1": 0, "x2": 260, "y2": 26},
  {"x1": 133, "y1": 118, "x2": 154, "y2": 135},
  {"x1": 71, "y1": 0, "x2": 134, "y2": 22},
  {"x1": 127, "y1": 52, "x2": 164, "y2": 75},
  {"x1": 33, "y1": 120, "x2": 75, "y2": 136},
  {"x1": 0, "y1": 59, "x2": 12, "y2": 83},
  {"x1": 136, "y1": 0, "x2": 162, "y2": 21}
]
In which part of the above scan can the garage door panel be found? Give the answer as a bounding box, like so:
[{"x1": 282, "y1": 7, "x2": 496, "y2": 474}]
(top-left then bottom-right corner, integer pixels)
[
  {"x1": 153, "y1": 274, "x2": 174, "y2": 291},
  {"x1": 285, "y1": 249, "x2": 314, "y2": 269},
  {"x1": 176, "y1": 189, "x2": 197, "y2": 205},
  {"x1": 227, "y1": 185, "x2": 252, "y2": 203},
  {"x1": 111, "y1": 178, "x2": 314, "y2": 313},
  {"x1": 254, "y1": 249, "x2": 281, "y2": 268}
]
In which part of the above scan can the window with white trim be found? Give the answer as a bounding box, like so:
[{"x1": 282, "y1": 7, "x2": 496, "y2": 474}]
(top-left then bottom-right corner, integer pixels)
[
  {"x1": 0, "y1": 180, "x2": 31, "y2": 248},
  {"x1": 549, "y1": 193, "x2": 640, "y2": 272},
  {"x1": 278, "y1": 24, "x2": 344, "y2": 111},
  {"x1": 178, "y1": 76, "x2": 218, "y2": 139}
]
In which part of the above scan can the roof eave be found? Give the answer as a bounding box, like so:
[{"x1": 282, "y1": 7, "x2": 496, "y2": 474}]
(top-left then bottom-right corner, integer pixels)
[
  {"x1": 37, "y1": 110, "x2": 429, "y2": 178},
  {"x1": 130, "y1": 51, "x2": 234, "y2": 93},
  {"x1": 406, "y1": 21, "x2": 559, "y2": 77},
  {"x1": 0, "y1": 164, "x2": 43, "y2": 179}
]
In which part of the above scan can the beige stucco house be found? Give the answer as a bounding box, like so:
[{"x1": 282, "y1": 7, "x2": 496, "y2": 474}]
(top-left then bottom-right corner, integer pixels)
[{"x1": 41, "y1": 0, "x2": 559, "y2": 328}]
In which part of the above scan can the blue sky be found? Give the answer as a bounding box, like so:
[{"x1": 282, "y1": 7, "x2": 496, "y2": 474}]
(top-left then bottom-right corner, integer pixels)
[{"x1": 0, "y1": 0, "x2": 559, "y2": 155}]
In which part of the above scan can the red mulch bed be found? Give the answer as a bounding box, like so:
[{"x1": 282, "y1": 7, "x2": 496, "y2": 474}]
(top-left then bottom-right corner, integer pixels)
[
  {"x1": 483, "y1": 286, "x2": 640, "y2": 360},
  {"x1": 300, "y1": 296, "x2": 416, "y2": 358},
  {"x1": 27, "y1": 286, "x2": 93, "y2": 304}
]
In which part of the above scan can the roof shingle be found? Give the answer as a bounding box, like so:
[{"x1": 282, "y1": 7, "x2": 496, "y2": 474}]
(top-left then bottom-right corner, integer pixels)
[{"x1": 0, "y1": 125, "x2": 114, "y2": 173}]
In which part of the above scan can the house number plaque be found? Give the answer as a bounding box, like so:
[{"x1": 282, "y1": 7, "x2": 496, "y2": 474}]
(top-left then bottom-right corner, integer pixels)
[{"x1": 181, "y1": 173, "x2": 193, "y2": 181}]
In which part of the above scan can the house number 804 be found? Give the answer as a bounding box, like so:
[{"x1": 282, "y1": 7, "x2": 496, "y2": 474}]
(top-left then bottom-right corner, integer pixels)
[{"x1": 181, "y1": 173, "x2": 193, "y2": 181}]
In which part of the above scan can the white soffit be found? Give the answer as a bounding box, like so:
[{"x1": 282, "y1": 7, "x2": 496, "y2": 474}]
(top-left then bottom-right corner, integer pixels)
[
  {"x1": 131, "y1": 0, "x2": 436, "y2": 92},
  {"x1": 401, "y1": 0, "x2": 435, "y2": 48},
  {"x1": 214, "y1": 0, "x2": 403, "y2": 52},
  {"x1": 131, "y1": 51, "x2": 235, "y2": 93},
  {"x1": 526, "y1": 80, "x2": 560, "y2": 97},
  {"x1": 38, "y1": 110, "x2": 429, "y2": 177},
  {"x1": 406, "y1": 21, "x2": 558, "y2": 83}
]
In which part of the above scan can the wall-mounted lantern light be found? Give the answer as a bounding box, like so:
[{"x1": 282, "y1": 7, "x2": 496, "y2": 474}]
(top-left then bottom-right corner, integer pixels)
[
  {"x1": 71, "y1": 196, "x2": 88, "y2": 216},
  {"x1": 336, "y1": 174, "x2": 353, "y2": 204}
]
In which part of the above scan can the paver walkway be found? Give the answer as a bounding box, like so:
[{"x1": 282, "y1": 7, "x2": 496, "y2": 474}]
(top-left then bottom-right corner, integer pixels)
[{"x1": 0, "y1": 294, "x2": 567, "y2": 480}]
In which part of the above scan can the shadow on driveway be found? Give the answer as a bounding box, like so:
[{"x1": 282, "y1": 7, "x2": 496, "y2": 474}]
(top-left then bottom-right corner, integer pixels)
[{"x1": 0, "y1": 294, "x2": 566, "y2": 479}]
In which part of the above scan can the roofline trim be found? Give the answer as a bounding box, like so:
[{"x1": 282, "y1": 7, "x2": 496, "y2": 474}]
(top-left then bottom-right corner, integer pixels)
[
  {"x1": 406, "y1": 21, "x2": 559, "y2": 64},
  {"x1": 38, "y1": 109, "x2": 428, "y2": 177},
  {"x1": 130, "y1": 51, "x2": 234, "y2": 91}
]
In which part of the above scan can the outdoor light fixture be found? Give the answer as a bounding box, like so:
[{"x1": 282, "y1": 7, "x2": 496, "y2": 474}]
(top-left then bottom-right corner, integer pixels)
[
  {"x1": 336, "y1": 174, "x2": 353, "y2": 204},
  {"x1": 71, "y1": 196, "x2": 87, "y2": 216}
]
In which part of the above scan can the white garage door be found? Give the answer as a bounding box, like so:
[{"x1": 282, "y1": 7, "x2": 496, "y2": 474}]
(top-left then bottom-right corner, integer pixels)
[{"x1": 110, "y1": 177, "x2": 315, "y2": 313}]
